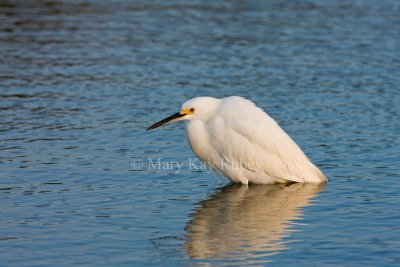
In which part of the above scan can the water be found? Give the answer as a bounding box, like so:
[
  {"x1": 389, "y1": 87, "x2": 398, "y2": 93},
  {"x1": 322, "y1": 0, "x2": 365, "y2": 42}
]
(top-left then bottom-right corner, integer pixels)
[{"x1": 1, "y1": 0, "x2": 399, "y2": 266}]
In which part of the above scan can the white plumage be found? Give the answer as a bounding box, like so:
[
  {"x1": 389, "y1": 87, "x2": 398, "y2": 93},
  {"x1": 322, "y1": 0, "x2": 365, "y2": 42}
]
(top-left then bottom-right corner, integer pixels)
[{"x1": 147, "y1": 96, "x2": 327, "y2": 185}]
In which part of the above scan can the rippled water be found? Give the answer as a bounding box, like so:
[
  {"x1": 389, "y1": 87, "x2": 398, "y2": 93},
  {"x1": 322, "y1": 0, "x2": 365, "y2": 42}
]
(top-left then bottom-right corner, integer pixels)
[{"x1": 1, "y1": 0, "x2": 399, "y2": 266}]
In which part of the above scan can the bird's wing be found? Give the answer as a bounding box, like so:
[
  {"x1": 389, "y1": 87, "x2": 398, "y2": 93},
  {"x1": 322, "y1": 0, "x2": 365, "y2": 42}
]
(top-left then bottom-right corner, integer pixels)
[
  {"x1": 210, "y1": 97, "x2": 307, "y2": 183},
  {"x1": 227, "y1": 121, "x2": 305, "y2": 183}
]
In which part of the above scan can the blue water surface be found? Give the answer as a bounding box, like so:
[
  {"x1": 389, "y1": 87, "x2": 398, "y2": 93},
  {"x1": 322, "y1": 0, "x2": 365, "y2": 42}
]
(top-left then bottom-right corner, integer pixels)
[{"x1": 1, "y1": 0, "x2": 399, "y2": 266}]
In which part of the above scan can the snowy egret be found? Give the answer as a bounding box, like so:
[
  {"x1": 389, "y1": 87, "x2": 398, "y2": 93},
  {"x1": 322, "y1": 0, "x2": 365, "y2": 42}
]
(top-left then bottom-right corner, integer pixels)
[{"x1": 147, "y1": 96, "x2": 327, "y2": 184}]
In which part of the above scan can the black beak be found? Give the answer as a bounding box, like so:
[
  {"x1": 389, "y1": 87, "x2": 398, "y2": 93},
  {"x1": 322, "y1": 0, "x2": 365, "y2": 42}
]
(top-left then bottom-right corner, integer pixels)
[{"x1": 146, "y1": 112, "x2": 185, "y2": 131}]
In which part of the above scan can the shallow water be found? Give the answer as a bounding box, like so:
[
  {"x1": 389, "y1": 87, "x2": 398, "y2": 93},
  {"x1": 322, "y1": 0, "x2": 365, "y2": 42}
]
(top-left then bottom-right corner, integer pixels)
[{"x1": 1, "y1": 0, "x2": 399, "y2": 266}]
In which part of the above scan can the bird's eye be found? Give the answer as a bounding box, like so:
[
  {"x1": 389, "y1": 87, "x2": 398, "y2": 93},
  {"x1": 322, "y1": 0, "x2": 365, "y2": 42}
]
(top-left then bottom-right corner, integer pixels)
[{"x1": 190, "y1": 108, "x2": 195, "y2": 113}]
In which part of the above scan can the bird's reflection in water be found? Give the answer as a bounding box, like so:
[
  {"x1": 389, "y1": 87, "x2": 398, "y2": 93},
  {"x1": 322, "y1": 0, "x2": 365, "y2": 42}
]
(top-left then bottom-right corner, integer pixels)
[{"x1": 185, "y1": 183, "x2": 325, "y2": 261}]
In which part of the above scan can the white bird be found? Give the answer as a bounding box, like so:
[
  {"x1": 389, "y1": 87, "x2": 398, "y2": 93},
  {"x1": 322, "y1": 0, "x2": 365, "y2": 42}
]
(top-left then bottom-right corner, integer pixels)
[{"x1": 147, "y1": 96, "x2": 327, "y2": 185}]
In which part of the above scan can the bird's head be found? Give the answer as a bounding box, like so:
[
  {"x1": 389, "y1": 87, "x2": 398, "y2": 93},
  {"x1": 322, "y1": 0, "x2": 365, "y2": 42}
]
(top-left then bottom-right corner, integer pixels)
[{"x1": 146, "y1": 97, "x2": 220, "y2": 131}]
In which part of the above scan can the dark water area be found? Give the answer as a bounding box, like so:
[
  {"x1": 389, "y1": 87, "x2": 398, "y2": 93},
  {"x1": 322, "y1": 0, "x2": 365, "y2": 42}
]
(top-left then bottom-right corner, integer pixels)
[{"x1": 1, "y1": 0, "x2": 399, "y2": 266}]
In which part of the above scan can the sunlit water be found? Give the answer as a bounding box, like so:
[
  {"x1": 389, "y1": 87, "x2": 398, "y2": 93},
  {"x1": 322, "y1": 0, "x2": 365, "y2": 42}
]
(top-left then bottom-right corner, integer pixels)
[{"x1": 1, "y1": 0, "x2": 399, "y2": 266}]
